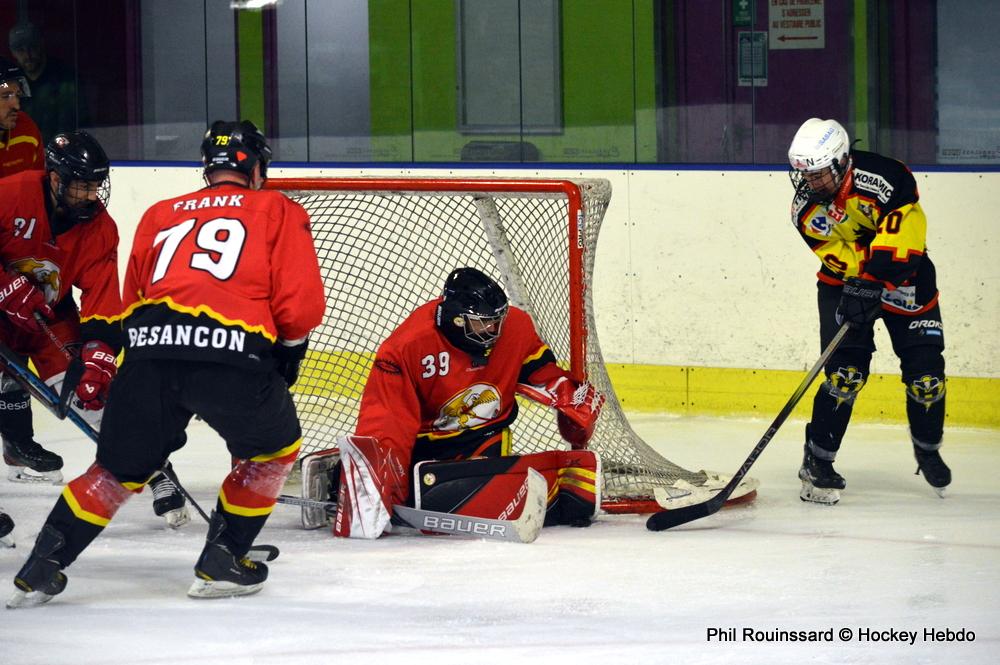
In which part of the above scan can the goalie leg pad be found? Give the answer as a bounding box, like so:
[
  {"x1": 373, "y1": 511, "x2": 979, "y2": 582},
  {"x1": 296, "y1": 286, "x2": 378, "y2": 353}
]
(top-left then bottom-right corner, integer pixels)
[
  {"x1": 334, "y1": 436, "x2": 408, "y2": 539},
  {"x1": 415, "y1": 450, "x2": 601, "y2": 526},
  {"x1": 300, "y1": 447, "x2": 340, "y2": 529}
]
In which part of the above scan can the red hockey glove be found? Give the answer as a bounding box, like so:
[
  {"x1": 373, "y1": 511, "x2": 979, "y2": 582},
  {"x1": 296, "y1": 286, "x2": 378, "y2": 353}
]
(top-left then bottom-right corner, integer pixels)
[
  {"x1": 517, "y1": 377, "x2": 605, "y2": 449},
  {"x1": 0, "y1": 272, "x2": 55, "y2": 334},
  {"x1": 75, "y1": 341, "x2": 117, "y2": 410}
]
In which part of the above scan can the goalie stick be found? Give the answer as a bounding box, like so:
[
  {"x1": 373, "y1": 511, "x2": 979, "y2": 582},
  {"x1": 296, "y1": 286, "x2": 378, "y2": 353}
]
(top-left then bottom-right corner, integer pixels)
[
  {"x1": 646, "y1": 322, "x2": 852, "y2": 532},
  {"x1": 0, "y1": 342, "x2": 279, "y2": 562},
  {"x1": 274, "y1": 467, "x2": 547, "y2": 544}
]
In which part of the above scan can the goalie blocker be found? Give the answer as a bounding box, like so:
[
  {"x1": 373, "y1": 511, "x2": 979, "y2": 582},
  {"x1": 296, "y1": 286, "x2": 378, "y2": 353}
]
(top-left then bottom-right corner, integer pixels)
[{"x1": 300, "y1": 437, "x2": 601, "y2": 536}]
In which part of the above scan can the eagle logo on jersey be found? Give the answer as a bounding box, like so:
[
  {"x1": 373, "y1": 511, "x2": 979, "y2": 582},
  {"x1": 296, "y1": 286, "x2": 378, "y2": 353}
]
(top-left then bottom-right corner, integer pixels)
[
  {"x1": 10, "y1": 257, "x2": 61, "y2": 303},
  {"x1": 433, "y1": 383, "x2": 502, "y2": 432}
]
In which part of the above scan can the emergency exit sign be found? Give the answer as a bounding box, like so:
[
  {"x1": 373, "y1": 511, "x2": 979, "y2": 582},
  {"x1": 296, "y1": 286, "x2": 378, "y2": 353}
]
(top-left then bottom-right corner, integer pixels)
[
  {"x1": 733, "y1": 0, "x2": 753, "y2": 27},
  {"x1": 769, "y1": 0, "x2": 825, "y2": 50}
]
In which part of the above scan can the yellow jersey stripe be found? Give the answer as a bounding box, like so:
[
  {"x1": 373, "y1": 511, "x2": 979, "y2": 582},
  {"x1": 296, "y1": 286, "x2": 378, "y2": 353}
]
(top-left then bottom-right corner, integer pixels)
[
  {"x1": 61, "y1": 486, "x2": 111, "y2": 527},
  {"x1": 250, "y1": 438, "x2": 302, "y2": 463},
  {"x1": 121, "y1": 295, "x2": 276, "y2": 341},
  {"x1": 218, "y1": 488, "x2": 276, "y2": 518},
  {"x1": 521, "y1": 344, "x2": 550, "y2": 366}
]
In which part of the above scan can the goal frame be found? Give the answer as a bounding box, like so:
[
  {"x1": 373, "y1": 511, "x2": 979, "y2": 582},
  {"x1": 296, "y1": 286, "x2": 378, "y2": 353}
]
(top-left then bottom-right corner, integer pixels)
[
  {"x1": 265, "y1": 176, "x2": 757, "y2": 514},
  {"x1": 270, "y1": 177, "x2": 590, "y2": 382}
]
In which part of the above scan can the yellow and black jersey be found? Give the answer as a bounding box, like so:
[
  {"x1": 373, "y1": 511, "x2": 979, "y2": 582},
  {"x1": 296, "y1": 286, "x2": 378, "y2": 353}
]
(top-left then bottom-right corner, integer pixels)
[{"x1": 792, "y1": 149, "x2": 932, "y2": 296}]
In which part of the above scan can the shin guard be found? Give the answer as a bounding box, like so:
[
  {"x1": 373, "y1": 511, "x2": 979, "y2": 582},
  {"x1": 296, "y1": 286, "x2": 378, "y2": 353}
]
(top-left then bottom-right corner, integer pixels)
[
  {"x1": 43, "y1": 463, "x2": 145, "y2": 568},
  {"x1": 217, "y1": 439, "x2": 300, "y2": 557}
]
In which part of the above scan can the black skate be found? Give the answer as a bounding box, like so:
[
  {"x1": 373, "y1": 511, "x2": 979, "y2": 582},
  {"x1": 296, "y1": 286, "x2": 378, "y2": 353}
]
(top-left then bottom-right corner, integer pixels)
[
  {"x1": 799, "y1": 441, "x2": 846, "y2": 505},
  {"x1": 7, "y1": 525, "x2": 68, "y2": 609},
  {"x1": 913, "y1": 445, "x2": 951, "y2": 497},
  {"x1": 3, "y1": 437, "x2": 64, "y2": 484},
  {"x1": 149, "y1": 466, "x2": 191, "y2": 528},
  {"x1": 0, "y1": 509, "x2": 13, "y2": 548},
  {"x1": 188, "y1": 512, "x2": 268, "y2": 599}
]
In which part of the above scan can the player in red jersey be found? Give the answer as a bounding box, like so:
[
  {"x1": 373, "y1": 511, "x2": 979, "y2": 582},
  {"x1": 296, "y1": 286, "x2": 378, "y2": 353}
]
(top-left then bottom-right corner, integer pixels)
[
  {"x1": 8, "y1": 120, "x2": 326, "y2": 606},
  {"x1": 1, "y1": 130, "x2": 190, "y2": 534},
  {"x1": 0, "y1": 57, "x2": 43, "y2": 176},
  {"x1": 328, "y1": 267, "x2": 605, "y2": 539}
]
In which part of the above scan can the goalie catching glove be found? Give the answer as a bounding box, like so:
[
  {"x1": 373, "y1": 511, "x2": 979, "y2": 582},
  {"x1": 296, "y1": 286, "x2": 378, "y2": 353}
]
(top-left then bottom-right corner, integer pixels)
[
  {"x1": 75, "y1": 340, "x2": 117, "y2": 410},
  {"x1": 517, "y1": 376, "x2": 605, "y2": 449}
]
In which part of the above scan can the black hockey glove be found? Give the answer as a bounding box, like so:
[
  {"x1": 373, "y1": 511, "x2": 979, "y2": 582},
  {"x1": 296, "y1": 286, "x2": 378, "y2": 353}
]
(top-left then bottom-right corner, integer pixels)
[
  {"x1": 837, "y1": 277, "x2": 884, "y2": 327},
  {"x1": 273, "y1": 338, "x2": 308, "y2": 388}
]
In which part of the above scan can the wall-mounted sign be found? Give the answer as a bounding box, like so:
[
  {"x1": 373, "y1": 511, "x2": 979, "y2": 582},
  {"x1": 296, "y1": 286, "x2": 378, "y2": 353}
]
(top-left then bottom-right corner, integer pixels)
[
  {"x1": 738, "y1": 31, "x2": 768, "y2": 86},
  {"x1": 733, "y1": 0, "x2": 753, "y2": 27},
  {"x1": 769, "y1": 0, "x2": 825, "y2": 50}
]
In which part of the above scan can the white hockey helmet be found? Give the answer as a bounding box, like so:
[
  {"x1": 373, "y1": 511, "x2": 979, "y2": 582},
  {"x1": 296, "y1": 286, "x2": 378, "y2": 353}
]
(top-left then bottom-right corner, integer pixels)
[{"x1": 787, "y1": 118, "x2": 851, "y2": 201}]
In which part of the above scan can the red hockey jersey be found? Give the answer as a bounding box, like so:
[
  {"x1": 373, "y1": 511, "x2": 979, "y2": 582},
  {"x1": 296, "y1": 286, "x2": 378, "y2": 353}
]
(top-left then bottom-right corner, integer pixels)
[
  {"x1": 356, "y1": 300, "x2": 567, "y2": 466},
  {"x1": 122, "y1": 182, "x2": 325, "y2": 368},
  {"x1": 0, "y1": 112, "x2": 44, "y2": 177},
  {"x1": 0, "y1": 169, "x2": 122, "y2": 347}
]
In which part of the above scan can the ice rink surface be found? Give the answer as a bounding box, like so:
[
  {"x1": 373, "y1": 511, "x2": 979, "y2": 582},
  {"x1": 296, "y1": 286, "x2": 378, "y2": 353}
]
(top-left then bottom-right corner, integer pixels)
[{"x1": 1, "y1": 412, "x2": 997, "y2": 665}]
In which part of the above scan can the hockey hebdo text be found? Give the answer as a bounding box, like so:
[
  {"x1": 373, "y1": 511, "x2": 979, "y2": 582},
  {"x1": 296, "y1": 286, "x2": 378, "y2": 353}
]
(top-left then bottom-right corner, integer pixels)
[{"x1": 706, "y1": 626, "x2": 975, "y2": 645}]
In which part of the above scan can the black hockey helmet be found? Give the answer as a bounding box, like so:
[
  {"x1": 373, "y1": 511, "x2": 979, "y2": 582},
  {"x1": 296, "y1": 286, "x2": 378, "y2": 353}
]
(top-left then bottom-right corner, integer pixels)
[
  {"x1": 435, "y1": 268, "x2": 509, "y2": 354},
  {"x1": 0, "y1": 55, "x2": 30, "y2": 97},
  {"x1": 45, "y1": 131, "x2": 111, "y2": 222},
  {"x1": 201, "y1": 119, "x2": 272, "y2": 180}
]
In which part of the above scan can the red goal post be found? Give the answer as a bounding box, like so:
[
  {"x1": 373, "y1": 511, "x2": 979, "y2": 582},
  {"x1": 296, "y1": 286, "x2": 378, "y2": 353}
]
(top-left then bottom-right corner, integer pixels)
[{"x1": 265, "y1": 176, "x2": 758, "y2": 514}]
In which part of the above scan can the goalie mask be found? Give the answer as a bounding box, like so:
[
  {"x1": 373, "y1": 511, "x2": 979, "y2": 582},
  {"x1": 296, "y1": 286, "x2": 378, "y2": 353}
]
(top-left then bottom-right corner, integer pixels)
[
  {"x1": 45, "y1": 131, "x2": 111, "y2": 223},
  {"x1": 201, "y1": 119, "x2": 272, "y2": 181},
  {"x1": 436, "y1": 268, "x2": 509, "y2": 355},
  {"x1": 787, "y1": 118, "x2": 851, "y2": 204}
]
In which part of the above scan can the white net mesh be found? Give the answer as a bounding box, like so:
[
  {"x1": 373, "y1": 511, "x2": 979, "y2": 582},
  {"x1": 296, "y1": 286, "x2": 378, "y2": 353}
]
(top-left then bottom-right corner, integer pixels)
[{"x1": 273, "y1": 177, "x2": 725, "y2": 512}]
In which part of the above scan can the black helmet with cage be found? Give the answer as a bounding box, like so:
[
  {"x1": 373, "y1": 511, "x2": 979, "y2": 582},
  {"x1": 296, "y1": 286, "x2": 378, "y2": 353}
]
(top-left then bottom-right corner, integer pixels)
[
  {"x1": 435, "y1": 267, "x2": 510, "y2": 356},
  {"x1": 200, "y1": 119, "x2": 272, "y2": 181},
  {"x1": 0, "y1": 55, "x2": 30, "y2": 98},
  {"x1": 45, "y1": 131, "x2": 111, "y2": 222},
  {"x1": 787, "y1": 118, "x2": 852, "y2": 204}
]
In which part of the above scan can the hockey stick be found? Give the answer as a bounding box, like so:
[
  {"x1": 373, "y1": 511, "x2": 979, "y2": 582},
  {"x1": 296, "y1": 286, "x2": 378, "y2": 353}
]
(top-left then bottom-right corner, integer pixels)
[
  {"x1": 0, "y1": 342, "x2": 97, "y2": 444},
  {"x1": 31, "y1": 314, "x2": 82, "y2": 418},
  {"x1": 646, "y1": 322, "x2": 852, "y2": 532},
  {"x1": 274, "y1": 467, "x2": 547, "y2": 544},
  {"x1": 0, "y1": 342, "x2": 279, "y2": 561}
]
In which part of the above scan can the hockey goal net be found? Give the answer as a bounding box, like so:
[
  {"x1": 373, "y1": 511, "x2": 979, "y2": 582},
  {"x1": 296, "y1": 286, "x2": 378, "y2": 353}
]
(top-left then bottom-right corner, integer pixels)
[{"x1": 266, "y1": 177, "x2": 757, "y2": 513}]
